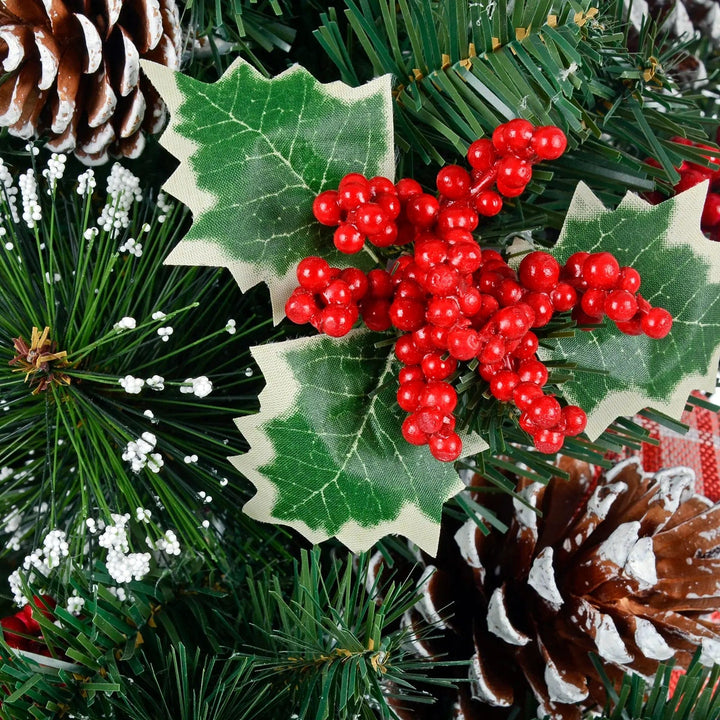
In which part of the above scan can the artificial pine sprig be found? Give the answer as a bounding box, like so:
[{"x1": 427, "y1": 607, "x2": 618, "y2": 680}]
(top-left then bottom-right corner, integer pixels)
[{"x1": 0, "y1": 147, "x2": 279, "y2": 559}]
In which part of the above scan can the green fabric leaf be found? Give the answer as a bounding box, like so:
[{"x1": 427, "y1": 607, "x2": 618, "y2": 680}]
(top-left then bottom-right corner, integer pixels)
[
  {"x1": 541, "y1": 182, "x2": 720, "y2": 440},
  {"x1": 141, "y1": 59, "x2": 394, "y2": 322},
  {"x1": 232, "y1": 331, "x2": 486, "y2": 554}
]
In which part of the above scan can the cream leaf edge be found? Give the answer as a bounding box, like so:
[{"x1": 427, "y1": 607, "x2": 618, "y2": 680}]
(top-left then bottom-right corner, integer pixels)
[{"x1": 140, "y1": 58, "x2": 394, "y2": 325}]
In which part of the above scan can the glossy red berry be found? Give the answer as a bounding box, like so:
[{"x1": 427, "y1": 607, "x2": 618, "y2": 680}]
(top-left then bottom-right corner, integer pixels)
[
  {"x1": 412, "y1": 325, "x2": 436, "y2": 353},
  {"x1": 702, "y1": 193, "x2": 720, "y2": 227},
  {"x1": 339, "y1": 173, "x2": 369, "y2": 190},
  {"x1": 322, "y1": 279, "x2": 353, "y2": 306},
  {"x1": 489, "y1": 370, "x2": 520, "y2": 401},
  {"x1": 475, "y1": 191, "x2": 503, "y2": 216},
  {"x1": 583, "y1": 252, "x2": 620, "y2": 290},
  {"x1": 426, "y1": 296, "x2": 461, "y2": 327},
  {"x1": 285, "y1": 288, "x2": 318, "y2": 324},
  {"x1": 495, "y1": 179, "x2": 526, "y2": 198},
  {"x1": 519, "y1": 251, "x2": 561, "y2": 293},
  {"x1": 492, "y1": 124, "x2": 508, "y2": 153},
  {"x1": 436, "y1": 165, "x2": 471, "y2": 200},
  {"x1": 517, "y1": 359, "x2": 548, "y2": 386},
  {"x1": 447, "y1": 327, "x2": 481, "y2": 360},
  {"x1": 399, "y1": 365, "x2": 424, "y2": 384},
  {"x1": 533, "y1": 428, "x2": 565, "y2": 454},
  {"x1": 512, "y1": 331, "x2": 539, "y2": 359},
  {"x1": 496, "y1": 279, "x2": 525, "y2": 307},
  {"x1": 467, "y1": 138, "x2": 496, "y2": 172},
  {"x1": 389, "y1": 298, "x2": 426, "y2": 332},
  {"x1": 394, "y1": 335, "x2": 425, "y2": 365},
  {"x1": 320, "y1": 305, "x2": 356, "y2": 336},
  {"x1": 497, "y1": 156, "x2": 533, "y2": 189},
  {"x1": 420, "y1": 381, "x2": 457, "y2": 414},
  {"x1": 397, "y1": 380, "x2": 426, "y2": 412},
  {"x1": 437, "y1": 205, "x2": 479, "y2": 234},
  {"x1": 414, "y1": 407, "x2": 445, "y2": 434},
  {"x1": 641, "y1": 307, "x2": 673, "y2": 339},
  {"x1": 562, "y1": 251, "x2": 590, "y2": 288},
  {"x1": 415, "y1": 238, "x2": 449, "y2": 270},
  {"x1": 340, "y1": 268, "x2": 369, "y2": 301},
  {"x1": 448, "y1": 241, "x2": 483, "y2": 274},
  {"x1": 604, "y1": 289, "x2": 638, "y2": 322},
  {"x1": 617, "y1": 267, "x2": 641, "y2": 293},
  {"x1": 368, "y1": 175, "x2": 396, "y2": 196},
  {"x1": 333, "y1": 224, "x2": 365, "y2": 254},
  {"x1": 580, "y1": 288, "x2": 607, "y2": 318},
  {"x1": 360, "y1": 298, "x2": 392, "y2": 331},
  {"x1": 355, "y1": 203, "x2": 388, "y2": 235},
  {"x1": 562, "y1": 405, "x2": 587, "y2": 436},
  {"x1": 297, "y1": 256, "x2": 332, "y2": 292},
  {"x1": 375, "y1": 192, "x2": 401, "y2": 220},
  {"x1": 395, "y1": 177, "x2": 423, "y2": 202},
  {"x1": 550, "y1": 282, "x2": 577, "y2": 312},
  {"x1": 527, "y1": 395, "x2": 562, "y2": 429},
  {"x1": 494, "y1": 305, "x2": 531, "y2": 339},
  {"x1": 531, "y1": 126, "x2": 567, "y2": 160},
  {"x1": 406, "y1": 193, "x2": 440, "y2": 227},
  {"x1": 503, "y1": 118, "x2": 535, "y2": 157},
  {"x1": 479, "y1": 336, "x2": 506, "y2": 365},
  {"x1": 337, "y1": 183, "x2": 370, "y2": 211},
  {"x1": 421, "y1": 351, "x2": 457, "y2": 380},
  {"x1": 523, "y1": 292, "x2": 554, "y2": 327},
  {"x1": 312, "y1": 190, "x2": 341, "y2": 225},
  {"x1": 429, "y1": 431, "x2": 462, "y2": 462},
  {"x1": 402, "y1": 415, "x2": 429, "y2": 445},
  {"x1": 513, "y1": 381, "x2": 544, "y2": 411},
  {"x1": 395, "y1": 279, "x2": 426, "y2": 302},
  {"x1": 615, "y1": 312, "x2": 644, "y2": 336}
]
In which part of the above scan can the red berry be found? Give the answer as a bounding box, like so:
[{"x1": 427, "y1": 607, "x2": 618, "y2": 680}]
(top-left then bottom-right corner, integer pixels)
[
  {"x1": 375, "y1": 192, "x2": 402, "y2": 220},
  {"x1": 428, "y1": 325, "x2": 450, "y2": 350},
  {"x1": 519, "y1": 251, "x2": 561, "y2": 293},
  {"x1": 531, "y1": 126, "x2": 567, "y2": 160},
  {"x1": 412, "y1": 324, "x2": 436, "y2": 353},
  {"x1": 523, "y1": 292, "x2": 554, "y2": 327},
  {"x1": 367, "y1": 222, "x2": 398, "y2": 248},
  {"x1": 497, "y1": 156, "x2": 533, "y2": 189},
  {"x1": 550, "y1": 282, "x2": 577, "y2": 312},
  {"x1": 511, "y1": 331, "x2": 539, "y2": 359},
  {"x1": 467, "y1": 138, "x2": 496, "y2": 172},
  {"x1": 420, "y1": 381, "x2": 457, "y2": 414},
  {"x1": 285, "y1": 288, "x2": 318, "y2": 324},
  {"x1": 437, "y1": 205, "x2": 479, "y2": 235},
  {"x1": 395, "y1": 334, "x2": 425, "y2": 365},
  {"x1": 458, "y1": 286, "x2": 482, "y2": 316},
  {"x1": 355, "y1": 203, "x2": 388, "y2": 235},
  {"x1": 447, "y1": 327, "x2": 481, "y2": 360},
  {"x1": 675, "y1": 168, "x2": 708, "y2": 193},
  {"x1": 562, "y1": 251, "x2": 590, "y2": 288},
  {"x1": 604, "y1": 289, "x2": 638, "y2": 322},
  {"x1": 481, "y1": 248, "x2": 504, "y2": 264},
  {"x1": 496, "y1": 279, "x2": 525, "y2": 307},
  {"x1": 367, "y1": 269, "x2": 394, "y2": 299},
  {"x1": 421, "y1": 351, "x2": 457, "y2": 380},
  {"x1": 429, "y1": 431, "x2": 462, "y2": 462},
  {"x1": 414, "y1": 407, "x2": 445, "y2": 434},
  {"x1": 503, "y1": 118, "x2": 535, "y2": 157},
  {"x1": 395, "y1": 279, "x2": 426, "y2": 302},
  {"x1": 425, "y1": 264, "x2": 460, "y2": 296},
  {"x1": 513, "y1": 382, "x2": 544, "y2": 410},
  {"x1": 312, "y1": 190, "x2": 341, "y2": 225},
  {"x1": 368, "y1": 176, "x2": 396, "y2": 196},
  {"x1": 479, "y1": 336, "x2": 506, "y2": 365},
  {"x1": 360, "y1": 298, "x2": 391, "y2": 331},
  {"x1": 489, "y1": 370, "x2": 520, "y2": 401},
  {"x1": 562, "y1": 406, "x2": 587, "y2": 436},
  {"x1": 337, "y1": 183, "x2": 370, "y2": 211},
  {"x1": 495, "y1": 178, "x2": 526, "y2": 198},
  {"x1": 297, "y1": 256, "x2": 332, "y2": 292},
  {"x1": 580, "y1": 288, "x2": 607, "y2": 318},
  {"x1": 518, "y1": 359, "x2": 548, "y2": 386},
  {"x1": 395, "y1": 178, "x2": 423, "y2": 202},
  {"x1": 641, "y1": 307, "x2": 673, "y2": 339},
  {"x1": 442, "y1": 228, "x2": 475, "y2": 246},
  {"x1": 415, "y1": 238, "x2": 449, "y2": 270},
  {"x1": 615, "y1": 312, "x2": 644, "y2": 336},
  {"x1": 399, "y1": 365, "x2": 424, "y2": 384},
  {"x1": 492, "y1": 124, "x2": 508, "y2": 153},
  {"x1": 320, "y1": 305, "x2": 356, "y2": 336},
  {"x1": 533, "y1": 428, "x2": 565, "y2": 454},
  {"x1": 437, "y1": 165, "x2": 471, "y2": 200},
  {"x1": 322, "y1": 279, "x2": 353, "y2": 306},
  {"x1": 582, "y1": 252, "x2": 620, "y2": 290},
  {"x1": 617, "y1": 267, "x2": 641, "y2": 293},
  {"x1": 397, "y1": 380, "x2": 426, "y2": 412},
  {"x1": 406, "y1": 193, "x2": 440, "y2": 228},
  {"x1": 518, "y1": 412, "x2": 537, "y2": 434},
  {"x1": 494, "y1": 305, "x2": 532, "y2": 339},
  {"x1": 448, "y1": 241, "x2": 483, "y2": 273},
  {"x1": 333, "y1": 224, "x2": 365, "y2": 254},
  {"x1": 340, "y1": 268, "x2": 369, "y2": 301},
  {"x1": 475, "y1": 191, "x2": 503, "y2": 216},
  {"x1": 426, "y1": 296, "x2": 461, "y2": 327},
  {"x1": 389, "y1": 298, "x2": 426, "y2": 332},
  {"x1": 339, "y1": 173, "x2": 369, "y2": 190},
  {"x1": 703, "y1": 193, "x2": 720, "y2": 227},
  {"x1": 402, "y1": 415, "x2": 429, "y2": 445},
  {"x1": 527, "y1": 395, "x2": 562, "y2": 429}
]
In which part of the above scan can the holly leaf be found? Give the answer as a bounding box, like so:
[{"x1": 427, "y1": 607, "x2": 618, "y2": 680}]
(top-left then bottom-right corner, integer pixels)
[
  {"x1": 141, "y1": 59, "x2": 394, "y2": 322},
  {"x1": 542, "y1": 182, "x2": 720, "y2": 439},
  {"x1": 232, "y1": 331, "x2": 487, "y2": 554}
]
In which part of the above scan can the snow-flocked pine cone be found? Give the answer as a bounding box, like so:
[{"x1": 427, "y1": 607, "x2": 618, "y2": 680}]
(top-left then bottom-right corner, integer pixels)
[
  {"x1": 0, "y1": 0, "x2": 182, "y2": 164},
  {"x1": 397, "y1": 457, "x2": 720, "y2": 720}
]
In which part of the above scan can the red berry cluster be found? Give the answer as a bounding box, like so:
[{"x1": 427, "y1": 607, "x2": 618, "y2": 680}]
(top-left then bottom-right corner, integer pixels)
[
  {"x1": 646, "y1": 135, "x2": 720, "y2": 239},
  {"x1": 558, "y1": 250, "x2": 673, "y2": 339},
  {"x1": 312, "y1": 119, "x2": 568, "y2": 256},
  {"x1": 286, "y1": 121, "x2": 674, "y2": 463}
]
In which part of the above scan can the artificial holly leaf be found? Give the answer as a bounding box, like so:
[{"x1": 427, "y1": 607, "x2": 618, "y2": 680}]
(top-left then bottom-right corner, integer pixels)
[
  {"x1": 141, "y1": 58, "x2": 394, "y2": 322},
  {"x1": 541, "y1": 182, "x2": 720, "y2": 439},
  {"x1": 233, "y1": 331, "x2": 487, "y2": 555}
]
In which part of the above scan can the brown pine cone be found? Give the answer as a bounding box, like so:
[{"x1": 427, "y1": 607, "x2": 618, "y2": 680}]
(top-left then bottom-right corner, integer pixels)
[
  {"x1": 0, "y1": 0, "x2": 182, "y2": 164},
  {"x1": 398, "y1": 457, "x2": 720, "y2": 719}
]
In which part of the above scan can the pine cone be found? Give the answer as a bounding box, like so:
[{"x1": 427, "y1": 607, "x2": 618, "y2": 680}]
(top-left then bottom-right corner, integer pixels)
[
  {"x1": 0, "y1": 0, "x2": 182, "y2": 164},
  {"x1": 397, "y1": 457, "x2": 720, "y2": 719}
]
